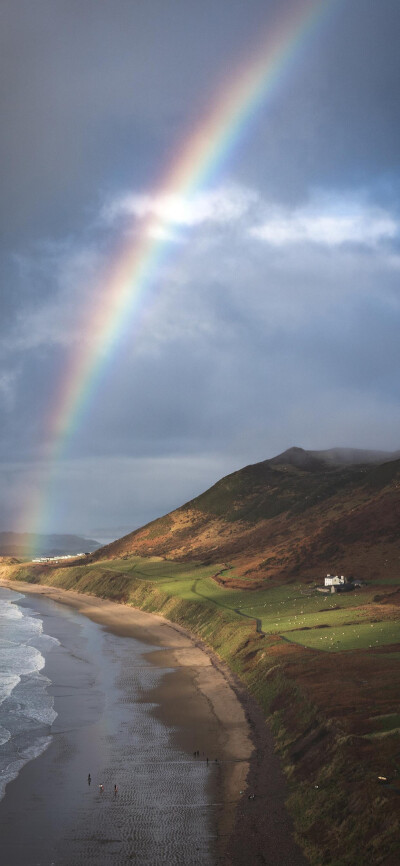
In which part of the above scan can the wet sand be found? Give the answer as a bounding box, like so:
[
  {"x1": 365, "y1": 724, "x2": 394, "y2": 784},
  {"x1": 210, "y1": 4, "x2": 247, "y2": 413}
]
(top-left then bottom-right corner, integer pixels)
[{"x1": 0, "y1": 580, "x2": 307, "y2": 865}]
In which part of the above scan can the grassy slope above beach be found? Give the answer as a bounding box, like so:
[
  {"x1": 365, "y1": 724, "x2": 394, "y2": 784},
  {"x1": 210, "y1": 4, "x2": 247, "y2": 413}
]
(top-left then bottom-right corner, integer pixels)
[{"x1": 1, "y1": 555, "x2": 399, "y2": 866}]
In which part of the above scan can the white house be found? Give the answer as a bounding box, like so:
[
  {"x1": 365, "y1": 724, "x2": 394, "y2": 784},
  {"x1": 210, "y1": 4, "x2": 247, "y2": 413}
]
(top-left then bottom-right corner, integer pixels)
[{"x1": 324, "y1": 574, "x2": 346, "y2": 587}]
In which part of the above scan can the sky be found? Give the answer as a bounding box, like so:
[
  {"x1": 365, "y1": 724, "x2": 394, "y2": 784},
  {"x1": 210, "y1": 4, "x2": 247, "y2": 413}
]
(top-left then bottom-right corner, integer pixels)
[{"x1": 1, "y1": 0, "x2": 399, "y2": 543}]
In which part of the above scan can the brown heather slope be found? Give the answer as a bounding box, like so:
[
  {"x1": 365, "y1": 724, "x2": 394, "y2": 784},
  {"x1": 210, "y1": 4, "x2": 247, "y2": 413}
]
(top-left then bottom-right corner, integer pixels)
[{"x1": 92, "y1": 447, "x2": 400, "y2": 584}]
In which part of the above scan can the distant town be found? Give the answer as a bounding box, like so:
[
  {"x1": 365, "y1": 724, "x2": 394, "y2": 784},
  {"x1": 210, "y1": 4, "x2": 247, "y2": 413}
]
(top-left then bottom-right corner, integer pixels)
[{"x1": 32, "y1": 553, "x2": 88, "y2": 563}]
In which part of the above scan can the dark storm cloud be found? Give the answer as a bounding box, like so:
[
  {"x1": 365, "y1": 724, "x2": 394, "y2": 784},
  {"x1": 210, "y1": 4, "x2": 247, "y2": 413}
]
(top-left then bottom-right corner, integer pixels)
[
  {"x1": 1, "y1": 0, "x2": 399, "y2": 535},
  {"x1": 234, "y1": 1, "x2": 400, "y2": 201},
  {"x1": 15, "y1": 188, "x2": 395, "y2": 467},
  {"x1": 1, "y1": 0, "x2": 399, "y2": 244},
  {"x1": 0, "y1": 0, "x2": 265, "y2": 244}
]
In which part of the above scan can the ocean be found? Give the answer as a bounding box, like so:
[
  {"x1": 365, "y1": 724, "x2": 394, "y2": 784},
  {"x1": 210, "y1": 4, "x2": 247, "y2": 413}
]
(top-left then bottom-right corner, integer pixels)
[
  {"x1": 0, "y1": 586, "x2": 216, "y2": 865},
  {"x1": 0, "y1": 587, "x2": 59, "y2": 801}
]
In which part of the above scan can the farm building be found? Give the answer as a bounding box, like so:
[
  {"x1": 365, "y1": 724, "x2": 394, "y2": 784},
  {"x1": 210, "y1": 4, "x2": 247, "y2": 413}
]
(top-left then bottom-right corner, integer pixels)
[
  {"x1": 324, "y1": 574, "x2": 355, "y2": 594},
  {"x1": 325, "y1": 574, "x2": 346, "y2": 586}
]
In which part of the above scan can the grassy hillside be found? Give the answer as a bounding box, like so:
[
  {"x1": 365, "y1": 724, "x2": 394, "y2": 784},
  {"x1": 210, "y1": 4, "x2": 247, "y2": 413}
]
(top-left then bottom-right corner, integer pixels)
[
  {"x1": 3, "y1": 447, "x2": 399, "y2": 864},
  {"x1": 92, "y1": 448, "x2": 400, "y2": 586},
  {"x1": 2, "y1": 552, "x2": 399, "y2": 866}
]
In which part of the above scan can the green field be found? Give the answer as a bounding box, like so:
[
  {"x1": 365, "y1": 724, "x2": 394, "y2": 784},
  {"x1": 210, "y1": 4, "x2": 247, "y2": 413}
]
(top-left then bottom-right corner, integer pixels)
[
  {"x1": 73, "y1": 556, "x2": 399, "y2": 653},
  {"x1": 281, "y1": 620, "x2": 400, "y2": 651}
]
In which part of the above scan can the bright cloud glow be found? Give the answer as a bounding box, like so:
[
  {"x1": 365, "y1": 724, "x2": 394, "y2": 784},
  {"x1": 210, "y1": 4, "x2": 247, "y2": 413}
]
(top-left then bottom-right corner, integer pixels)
[
  {"x1": 250, "y1": 198, "x2": 398, "y2": 247},
  {"x1": 102, "y1": 185, "x2": 258, "y2": 228},
  {"x1": 5, "y1": 185, "x2": 399, "y2": 362},
  {"x1": 103, "y1": 185, "x2": 399, "y2": 249}
]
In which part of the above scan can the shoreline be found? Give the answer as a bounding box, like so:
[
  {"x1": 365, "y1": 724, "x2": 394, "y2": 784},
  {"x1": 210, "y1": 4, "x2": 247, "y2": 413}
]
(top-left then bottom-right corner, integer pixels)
[{"x1": 1, "y1": 578, "x2": 307, "y2": 865}]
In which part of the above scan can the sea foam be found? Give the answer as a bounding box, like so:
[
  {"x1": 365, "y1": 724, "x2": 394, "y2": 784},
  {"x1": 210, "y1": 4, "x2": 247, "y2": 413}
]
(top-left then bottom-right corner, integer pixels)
[{"x1": 0, "y1": 588, "x2": 59, "y2": 800}]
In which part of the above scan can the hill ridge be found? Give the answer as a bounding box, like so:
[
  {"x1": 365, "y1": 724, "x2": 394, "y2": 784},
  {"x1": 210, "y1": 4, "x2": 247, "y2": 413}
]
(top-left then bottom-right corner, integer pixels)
[{"x1": 93, "y1": 446, "x2": 400, "y2": 585}]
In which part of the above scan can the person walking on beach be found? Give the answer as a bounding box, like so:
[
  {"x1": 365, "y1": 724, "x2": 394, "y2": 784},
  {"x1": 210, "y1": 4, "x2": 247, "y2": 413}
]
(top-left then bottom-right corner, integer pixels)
[
  {"x1": 114, "y1": 784, "x2": 118, "y2": 796},
  {"x1": 88, "y1": 773, "x2": 91, "y2": 785},
  {"x1": 99, "y1": 784, "x2": 104, "y2": 793}
]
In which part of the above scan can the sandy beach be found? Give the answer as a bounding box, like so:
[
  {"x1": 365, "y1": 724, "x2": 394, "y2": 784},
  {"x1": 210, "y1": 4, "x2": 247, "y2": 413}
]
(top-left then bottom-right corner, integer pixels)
[{"x1": 0, "y1": 579, "x2": 307, "y2": 865}]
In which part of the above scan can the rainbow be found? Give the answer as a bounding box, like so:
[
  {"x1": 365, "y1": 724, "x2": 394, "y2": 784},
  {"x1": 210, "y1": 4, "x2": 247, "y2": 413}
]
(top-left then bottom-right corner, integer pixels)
[{"x1": 22, "y1": 0, "x2": 336, "y2": 551}]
